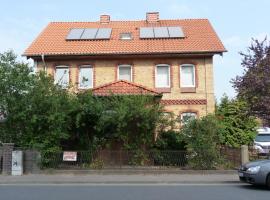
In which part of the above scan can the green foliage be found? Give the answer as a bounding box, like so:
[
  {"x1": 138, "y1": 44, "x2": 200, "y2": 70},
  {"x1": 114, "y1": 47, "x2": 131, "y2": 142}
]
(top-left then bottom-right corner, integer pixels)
[
  {"x1": 0, "y1": 51, "x2": 165, "y2": 157},
  {"x1": 155, "y1": 130, "x2": 187, "y2": 150},
  {"x1": 232, "y1": 38, "x2": 270, "y2": 125},
  {"x1": 90, "y1": 158, "x2": 104, "y2": 169},
  {"x1": 181, "y1": 115, "x2": 223, "y2": 169},
  {"x1": 216, "y1": 94, "x2": 258, "y2": 147},
  {"x1": 69, "y1": 92, "x2": 105, "y2": 150},
  {"x1": 0, "y1": 51, "x2": 34, "y2": 142},
  {"x1": 98, "y1": 95, "x2": 163, "y2": 150},
  {"x1": 0, "y1": 51, "x2": 76, "y2": 152}
]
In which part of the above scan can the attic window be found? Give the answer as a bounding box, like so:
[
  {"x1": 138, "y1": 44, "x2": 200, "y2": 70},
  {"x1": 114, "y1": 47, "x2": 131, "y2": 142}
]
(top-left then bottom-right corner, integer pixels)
[{"x1": 120, "y1": 33, "x2": 132, "y2": 40}]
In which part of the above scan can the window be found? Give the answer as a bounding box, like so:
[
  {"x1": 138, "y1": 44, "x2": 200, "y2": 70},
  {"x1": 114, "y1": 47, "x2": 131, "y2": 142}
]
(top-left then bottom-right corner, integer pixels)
[
  {"x1": 55, "y1": 66, "x2": 69, "y2": 88},
  {"x1": 180, "y1": 64, "x2": 195, "y2": 87},
  {"x1": 120, "y1": 33, "x2": 132, "y2": 40},
  {"x1": 156, "y1": 65, "x2": 170, "y2": 88},
  {"x1": 118, "y1": 65, "x2": 132, "y2": 81},
  {"x1": 79, "y1": 65, "x2": 93, "y2": 89},
  {"x1": 180, "y1": 112, "x2": 197, "y2": 125}
]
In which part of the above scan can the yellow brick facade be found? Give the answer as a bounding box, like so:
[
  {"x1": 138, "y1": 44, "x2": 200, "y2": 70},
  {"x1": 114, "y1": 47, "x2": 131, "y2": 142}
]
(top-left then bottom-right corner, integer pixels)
[{"x1": 37, "y1": 56, "x2": 215, "y2": 118}]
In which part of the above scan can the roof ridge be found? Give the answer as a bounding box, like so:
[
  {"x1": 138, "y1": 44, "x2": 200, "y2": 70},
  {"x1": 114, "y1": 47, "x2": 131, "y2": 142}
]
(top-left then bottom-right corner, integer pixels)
[
  {"x1": 91, "y1": 80, "x2": 123, "y2": 91},
  {"x1": 92, "y1": 80, "x2": 161, "y2": 95},
  {"x1": 120, "y1": 80, "x2": 161, "y2": 95},
  {"x1": 49, "y1": 19, "x2": 209, "y2": 24},
  {"x1": 23, "y1": 19, "x2": 227, "y2": 57}
]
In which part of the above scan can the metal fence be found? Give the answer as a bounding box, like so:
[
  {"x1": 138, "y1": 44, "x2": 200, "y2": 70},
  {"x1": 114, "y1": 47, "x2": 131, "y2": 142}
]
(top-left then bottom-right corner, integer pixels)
[
  {"x1": 40, "y1": 150, "x2": 189, "y2": 169},
  {"x1": 3, "y1": 146, "x2": 269, "y2": 171},
  {"x1": 38, "y1": 147, "x2": 246, "y2": 170}
]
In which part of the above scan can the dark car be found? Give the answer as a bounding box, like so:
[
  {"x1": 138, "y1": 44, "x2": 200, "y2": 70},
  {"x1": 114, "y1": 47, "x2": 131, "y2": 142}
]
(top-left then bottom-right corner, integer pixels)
[{"x1": 238, "y1": 159, "x2": 270, "y2": 188}]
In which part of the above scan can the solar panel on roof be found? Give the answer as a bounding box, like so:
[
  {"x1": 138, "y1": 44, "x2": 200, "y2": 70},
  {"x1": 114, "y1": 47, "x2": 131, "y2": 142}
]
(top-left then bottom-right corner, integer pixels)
[
  {"x1": 168, "y1": 27, "x2": 185, "y2": 38},
  {"x1": 153, "y1": 27, "x2": 169, "y2": 38},
  {"x1": 66, "y1": 28, "x2": 84, "y2": 40},
  {"x1": 80, "y1": 28, "x2": 98, "y2": 39},
  {"x1": 140, "y1": 27, "x2": 154, "y2": 38},
  {"x1": 95, "y1": 28, "x2": 112, "y2": 39}
]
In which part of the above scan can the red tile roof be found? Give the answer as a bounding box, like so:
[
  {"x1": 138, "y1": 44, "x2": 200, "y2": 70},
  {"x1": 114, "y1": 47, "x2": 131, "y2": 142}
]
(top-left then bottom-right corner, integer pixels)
[
  {"x1": 92, "y1": 80, "x2": 162, "y2": 96},
  {"x1": 24, "y1": 19, "x2": 226, "y2": 57}
]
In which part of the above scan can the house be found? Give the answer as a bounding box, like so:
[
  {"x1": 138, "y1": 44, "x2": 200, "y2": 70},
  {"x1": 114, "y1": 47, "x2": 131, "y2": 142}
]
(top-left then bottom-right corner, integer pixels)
[{"x1": 23, "y1": 12, "x2": 226, "y2": 123}]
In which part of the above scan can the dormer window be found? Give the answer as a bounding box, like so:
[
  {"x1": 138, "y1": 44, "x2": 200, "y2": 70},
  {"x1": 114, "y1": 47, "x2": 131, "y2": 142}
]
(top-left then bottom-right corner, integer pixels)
[{"x1": 120, "y1": 33, "x2": 132, "y2": 40}]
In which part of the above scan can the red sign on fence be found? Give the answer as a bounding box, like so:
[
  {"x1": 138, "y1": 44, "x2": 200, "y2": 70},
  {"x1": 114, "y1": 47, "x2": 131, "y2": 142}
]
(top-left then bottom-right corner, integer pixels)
[{"x1": 63, "y1": 151, "x2": 77, "y2": 161}]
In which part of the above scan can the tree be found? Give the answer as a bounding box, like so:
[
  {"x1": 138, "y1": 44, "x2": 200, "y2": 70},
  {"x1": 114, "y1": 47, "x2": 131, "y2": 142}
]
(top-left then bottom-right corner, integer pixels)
[
  {"x1": 0, "y1": 51, "x2": 35, "y2": 142},
  {"x1": 0, "y1": 51, "x2": 173, "y2": 156},
  {"x1": 216, "y1": 94, "x2": 258, "y2": 147},
  {"x1": 0, "y1": 51, "x2": 76, "y2": 152},
  {"x1": 232, "y1": 38, "x2": 270, "y2": 125}
]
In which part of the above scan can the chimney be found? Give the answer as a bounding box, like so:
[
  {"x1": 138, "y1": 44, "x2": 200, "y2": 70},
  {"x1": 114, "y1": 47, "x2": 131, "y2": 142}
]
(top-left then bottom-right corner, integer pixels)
[
  {"x1": 100, "y1": 14, "x2": 110, "y2": 24},
  {"x1": 146, "y1": 12, "x2": 159, "y2": 23}
]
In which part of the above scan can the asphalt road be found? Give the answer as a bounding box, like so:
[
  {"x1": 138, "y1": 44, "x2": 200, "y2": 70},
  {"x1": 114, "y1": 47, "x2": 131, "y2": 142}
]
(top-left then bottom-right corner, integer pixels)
[{"x1": 0, "y1": 183, "x2": 269, "y2": 200}]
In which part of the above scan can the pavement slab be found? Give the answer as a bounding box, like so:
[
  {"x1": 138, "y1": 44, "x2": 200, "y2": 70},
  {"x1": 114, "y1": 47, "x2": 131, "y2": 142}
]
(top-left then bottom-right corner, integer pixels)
[{"x1": 0, "y1": 173, "x2": 239, "y2": 184}]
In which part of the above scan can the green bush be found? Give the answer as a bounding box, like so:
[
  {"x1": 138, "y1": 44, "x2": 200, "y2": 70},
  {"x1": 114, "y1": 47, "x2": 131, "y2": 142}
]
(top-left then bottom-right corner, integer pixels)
[
  {"x1": 153, "y1": 130, "x2": 187, "y2": 166},
  {"x1": 155, "y1": 130, "x2": 187, "y2": 150},
  {"x1": 181, "y1": 115, "x2": 224, "y2": 169},
  {"x1": 216, "y1": 94, "x2": 258, "y2": 147}
]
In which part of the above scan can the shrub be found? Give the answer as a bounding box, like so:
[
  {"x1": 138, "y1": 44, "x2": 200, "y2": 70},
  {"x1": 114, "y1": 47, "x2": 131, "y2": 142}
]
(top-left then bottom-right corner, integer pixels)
[
  {"x1": 216, "y1": 94, "x2": 258, "y2": 147},
  {"x1": 181, "y1": 115, "x2": 224, "y2": 169},
  {"x1": 155, "y1": 130, "x2": 187, "y2": 150}
]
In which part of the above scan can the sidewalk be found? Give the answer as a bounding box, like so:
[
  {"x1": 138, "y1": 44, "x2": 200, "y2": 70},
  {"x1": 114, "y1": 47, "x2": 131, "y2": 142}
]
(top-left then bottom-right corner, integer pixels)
[{"x1": 0, "y1": 171, "x2": 239, "y2": 184}]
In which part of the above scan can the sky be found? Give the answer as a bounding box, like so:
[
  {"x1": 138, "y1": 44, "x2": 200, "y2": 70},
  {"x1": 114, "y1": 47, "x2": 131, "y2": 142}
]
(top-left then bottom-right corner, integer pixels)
[{"x1": 0, "y1": 0, "x2": 269, "y2": 100}]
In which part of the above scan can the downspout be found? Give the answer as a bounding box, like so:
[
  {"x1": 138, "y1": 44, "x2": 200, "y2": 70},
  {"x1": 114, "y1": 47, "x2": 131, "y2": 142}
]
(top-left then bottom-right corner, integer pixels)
[
  {"x1": 204, "y1": 57, "x2": 208, "y2": 115},
  {"x1": 41, "y1": 54, "x2": 47, "y2": 72}
]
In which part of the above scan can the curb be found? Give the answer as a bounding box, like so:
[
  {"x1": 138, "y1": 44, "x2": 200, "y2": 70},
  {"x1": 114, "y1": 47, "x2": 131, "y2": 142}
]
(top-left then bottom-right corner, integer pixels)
[
  {"x1": 0, "y1": 181, "x2": 242, "y2": 185},
  {"x1": 41, "y1": 169, "x2": 237, "y2": 175}
]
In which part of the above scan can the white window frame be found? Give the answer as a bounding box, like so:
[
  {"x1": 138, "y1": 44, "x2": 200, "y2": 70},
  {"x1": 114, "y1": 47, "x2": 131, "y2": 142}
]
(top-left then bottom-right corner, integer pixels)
[
  {"x1": 117, "y1": 65, "x2": 132, "y2": 81},
  {"x1": 78, "y1": 65, "x2": 94, "y2": 89},
  {"x1": 180, "y1": 112, "x2": 197, "y2": 125},
  {"x1": 155, "y1": 64, "x2": 171, "y2": 88},
  {"x1": 120, "y1": 33, "x2": 132, "y2": 40},
  {"x1": 180, "y1": 64, "x2": 196, "y2": 88},
  {"x1": 54, "y1": 65, "x2": 69, "y2": 88}
]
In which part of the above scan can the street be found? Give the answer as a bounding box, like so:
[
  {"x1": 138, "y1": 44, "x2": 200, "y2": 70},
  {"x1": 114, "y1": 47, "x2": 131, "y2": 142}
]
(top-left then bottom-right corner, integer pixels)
[{"x1": 0, "y1": 183, "x2": 269, "y2": 200}]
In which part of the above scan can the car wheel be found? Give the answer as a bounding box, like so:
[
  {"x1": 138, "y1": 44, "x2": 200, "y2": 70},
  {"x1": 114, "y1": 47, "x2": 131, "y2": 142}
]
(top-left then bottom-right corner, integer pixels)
[{"x1": 266, "y1": 174, "x2": 270, "y2": 189}]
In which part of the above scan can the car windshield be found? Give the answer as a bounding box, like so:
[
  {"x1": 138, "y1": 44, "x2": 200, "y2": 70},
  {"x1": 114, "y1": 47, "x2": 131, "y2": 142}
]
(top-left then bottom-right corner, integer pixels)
[{"x1": 255, "y1": 134, "x2": 270, "y2": 142}]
